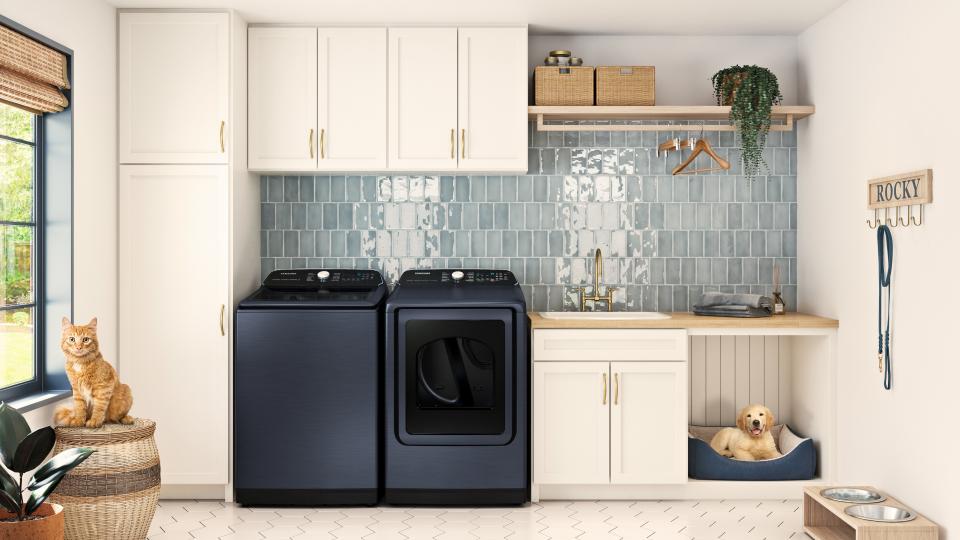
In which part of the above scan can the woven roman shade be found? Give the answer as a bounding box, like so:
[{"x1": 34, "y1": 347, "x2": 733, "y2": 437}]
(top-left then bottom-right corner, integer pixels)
[{"x1": 0, "y1": 24, "x2": 70, "y2": 114}]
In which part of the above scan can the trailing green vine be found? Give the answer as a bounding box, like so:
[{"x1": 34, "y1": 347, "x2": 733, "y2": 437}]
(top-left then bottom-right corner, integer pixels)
[{"x1": 711, "y1": 65, "x2": 783, "y2": 179}]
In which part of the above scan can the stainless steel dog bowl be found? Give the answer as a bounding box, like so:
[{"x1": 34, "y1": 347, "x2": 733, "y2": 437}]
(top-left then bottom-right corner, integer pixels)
[
  {"x1": 820, "y1": 487, "x2": 886, "y2": 504},
  {"x1": 845, "y1": 504, "x2": 917, "y2": 523}
]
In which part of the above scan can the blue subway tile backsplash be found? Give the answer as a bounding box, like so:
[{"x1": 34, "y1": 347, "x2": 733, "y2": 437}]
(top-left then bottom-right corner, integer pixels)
[{"x1": 260, "y1": 121, "x2": 797, "y2": 312}]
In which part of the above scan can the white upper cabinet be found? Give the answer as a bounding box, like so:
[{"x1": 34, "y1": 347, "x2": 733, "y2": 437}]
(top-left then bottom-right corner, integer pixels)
[
  {"x1": 119, "y1": 12, "x2": 229, "y2": 164},
  {"x1": 248, "y1": 27, "x2": 318, "y2": 170},
  {"x1": 318, "y1": 28, "x2": 387, "y2": 170},
  {"x1": 457, "y1": 28, "x2": 528, "y2": 171},
  {"x1": 388, "y1": 27, "x2": 459, "y2": 170}
]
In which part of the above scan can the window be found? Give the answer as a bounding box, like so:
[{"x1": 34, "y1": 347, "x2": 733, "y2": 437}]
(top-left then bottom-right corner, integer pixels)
[{"x1": 0, "y1": 102, "x2": 41, "y2": 398}]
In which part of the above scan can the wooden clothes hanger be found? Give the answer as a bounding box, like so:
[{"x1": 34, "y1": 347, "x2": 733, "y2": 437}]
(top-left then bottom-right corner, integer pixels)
[{"x1": 672, "y1": 129, "x2": 731, "y2": 175}]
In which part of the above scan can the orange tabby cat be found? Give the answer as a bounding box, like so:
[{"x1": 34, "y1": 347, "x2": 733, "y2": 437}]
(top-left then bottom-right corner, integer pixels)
[{"x1": 53, "y1": 317, "x2": 134, "y2": 428}]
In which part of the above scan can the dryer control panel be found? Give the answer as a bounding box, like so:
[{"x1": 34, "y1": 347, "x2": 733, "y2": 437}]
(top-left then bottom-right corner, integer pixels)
[
  {"x1": 398, "y1": 269, "x2": 518, "y2": 286},
  {"x1": 263, "y1": 269, "x2": 384, "y2": 290}
]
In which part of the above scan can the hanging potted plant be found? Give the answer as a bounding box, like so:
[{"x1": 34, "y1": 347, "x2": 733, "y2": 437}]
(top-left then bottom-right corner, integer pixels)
[
  {"x1": 711, "y1": 65, "x2": 783, "y2": 179},
  {"x1": 0, "y1": 402, "x2": 94, "y2": 540}
]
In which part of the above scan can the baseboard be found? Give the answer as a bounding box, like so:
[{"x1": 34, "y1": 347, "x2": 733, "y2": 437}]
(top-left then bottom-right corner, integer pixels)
[
  {"x1": 536, "y1": 479, "x2": 819, "y2": 501},
  {"x1": 160, "y1": 484, "x2": 229, "y2": 500}
]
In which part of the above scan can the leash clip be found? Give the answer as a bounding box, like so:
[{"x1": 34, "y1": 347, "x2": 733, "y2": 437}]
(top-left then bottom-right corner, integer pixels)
[{"x1": 878, "y1": 353, "x2": 883, "y2": 372}]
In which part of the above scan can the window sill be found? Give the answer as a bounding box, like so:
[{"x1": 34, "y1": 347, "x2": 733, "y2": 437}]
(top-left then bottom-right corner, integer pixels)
[{"x1": 8, "y1": 390, "x2": 71, "y2": 413}]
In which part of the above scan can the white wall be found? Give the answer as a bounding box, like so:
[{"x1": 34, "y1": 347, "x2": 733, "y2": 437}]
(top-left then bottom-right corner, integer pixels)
[
  {"x1": 4, "y1": 0, "x2": 117, "y2": 426},
  {"x1": 798, "y1": 0, "x2": 959, "y2": 536},
  {"x1": 529, "y1": 35, "x2": 799, "y2": 105}
]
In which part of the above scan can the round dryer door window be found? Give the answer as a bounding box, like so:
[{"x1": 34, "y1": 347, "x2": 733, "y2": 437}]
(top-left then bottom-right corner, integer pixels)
[{"x1": 417, "y1": 337, "x2": 495, "y2": 409}]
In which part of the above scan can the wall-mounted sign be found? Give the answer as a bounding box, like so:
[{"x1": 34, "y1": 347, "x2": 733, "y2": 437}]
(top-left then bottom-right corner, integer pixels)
[{"x1": 867, "y1": 169, "x2": 933, "y2": 209}]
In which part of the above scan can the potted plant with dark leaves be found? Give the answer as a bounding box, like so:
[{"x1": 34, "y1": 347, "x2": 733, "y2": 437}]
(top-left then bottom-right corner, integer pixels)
[
  {"x1": 711, "y1": 65, "x2": 783, "y2": 179},
  {"x1": 0, "y1": 402, "x2": 93, "y2": 540}
]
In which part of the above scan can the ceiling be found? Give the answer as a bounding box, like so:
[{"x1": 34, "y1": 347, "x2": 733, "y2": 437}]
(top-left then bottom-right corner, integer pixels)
[{"x1": 107, "y1": 0, "x2": 848, "y2": 35}]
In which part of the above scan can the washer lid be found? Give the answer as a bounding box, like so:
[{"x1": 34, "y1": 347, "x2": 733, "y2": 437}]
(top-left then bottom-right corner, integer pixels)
[{"x1": 239, "y1": 269, "x2": 386, "y2": 309}]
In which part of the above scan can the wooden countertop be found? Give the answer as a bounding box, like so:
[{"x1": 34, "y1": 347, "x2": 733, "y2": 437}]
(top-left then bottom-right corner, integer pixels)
[{"x1": 528, "y1": 311, "x2": 839, "y2": 329}]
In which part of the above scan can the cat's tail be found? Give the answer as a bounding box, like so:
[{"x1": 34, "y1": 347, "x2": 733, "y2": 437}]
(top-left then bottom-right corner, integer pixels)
[{"x1": 53, "y1": 404, "x2": 74, "y2": 426}]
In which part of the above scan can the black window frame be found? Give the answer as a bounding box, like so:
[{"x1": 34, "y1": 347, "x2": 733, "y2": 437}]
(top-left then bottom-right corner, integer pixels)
[{"x1": 0, "y1": 15, "x2": 73, "y2": 407}]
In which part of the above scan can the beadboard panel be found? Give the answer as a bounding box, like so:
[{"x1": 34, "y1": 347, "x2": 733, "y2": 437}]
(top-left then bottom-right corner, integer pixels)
[
  {"x1": 688, "y1": 335, "x2": 792, "y2": 427},
  {"x1": 260, "y1": 121, "x2": 798, "y2": 311}
]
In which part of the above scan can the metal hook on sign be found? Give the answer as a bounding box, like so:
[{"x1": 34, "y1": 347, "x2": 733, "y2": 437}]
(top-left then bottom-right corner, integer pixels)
[{"x1": 866, "y1": 208, "x2": 880, "y2": 229}]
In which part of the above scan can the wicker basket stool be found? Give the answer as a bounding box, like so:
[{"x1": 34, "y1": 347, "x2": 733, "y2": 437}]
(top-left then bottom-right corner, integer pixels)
[{"x1": 50, "y1": 419, "x2": 160, "y2": 540}]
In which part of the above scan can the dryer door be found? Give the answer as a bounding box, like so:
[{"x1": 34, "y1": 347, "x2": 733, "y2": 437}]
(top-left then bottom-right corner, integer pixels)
[{"x1": 397, "y1": 308, "x2": 514, "y2": 445}]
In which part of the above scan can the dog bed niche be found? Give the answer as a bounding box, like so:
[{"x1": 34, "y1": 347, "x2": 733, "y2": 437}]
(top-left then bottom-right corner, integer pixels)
[{"x1": 688, "y1": 424, "x2": 817, "y2": 481}]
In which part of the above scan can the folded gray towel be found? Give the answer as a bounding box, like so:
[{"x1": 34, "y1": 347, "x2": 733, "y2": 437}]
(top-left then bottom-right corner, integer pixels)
[
  {"x1": 693, "y1": 306, "x2": 772, "y2": 318},
  {"x1": 694, "y1": 292, "x2": 773, "y2": 310}
]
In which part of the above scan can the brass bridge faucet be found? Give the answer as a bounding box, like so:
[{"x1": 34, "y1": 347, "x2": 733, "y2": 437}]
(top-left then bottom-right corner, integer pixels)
[{"x1": 579, "y1": 248, "x2": 616, "y2": 312}]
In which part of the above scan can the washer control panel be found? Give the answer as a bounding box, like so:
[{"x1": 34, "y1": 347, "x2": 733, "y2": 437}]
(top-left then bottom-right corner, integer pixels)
[
  {"x1": 263, "y1": 269, "x2": 383, "y2": 290},
  {"x1": 399, "y1": 269, "x2": 517, "y2": 286}
]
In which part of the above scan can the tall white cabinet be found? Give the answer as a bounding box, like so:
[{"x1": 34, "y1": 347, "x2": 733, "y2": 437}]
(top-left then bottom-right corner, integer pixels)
[
  {"x1": 118, "y1": 10, "x2": 258, "y2": 497},
  {"x1": 118, "y1": 166, "x2": 229, "y2": 485},
  {"x1": 248, "y1": 25, "x2": 527, "y2": 172}
]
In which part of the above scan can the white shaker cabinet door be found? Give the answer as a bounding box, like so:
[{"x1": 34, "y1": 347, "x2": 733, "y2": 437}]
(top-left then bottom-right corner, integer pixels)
[
  {"x1": 610, "y1": 361, "x2": 688, "y2": 484},
  {"x1": 248, "y1": 27, "x2": 318, "y2": 170},
  {"x1": 119, "y1": 165, "x2": 229, "y2": 485},
  {"x1": 318, "y1": 28, "x2": 387, "y2": 170},
  {"x1": 533, "y1": 362, "x2": 610, "y2": 485},
  {"x1": 388, "y1": 27, "x2": 458, "y2": 170},
  {"x1": 119, "y1": 12, "x2": 229, "y2": 164},
  {"x1": 457, "y1": 27, "x2": 528, "y2": 172}
]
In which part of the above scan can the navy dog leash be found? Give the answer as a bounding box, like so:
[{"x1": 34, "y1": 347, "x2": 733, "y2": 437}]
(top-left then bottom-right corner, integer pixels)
[{"x1": 877, "y1": 224, "x2": 893, "y2": 390}]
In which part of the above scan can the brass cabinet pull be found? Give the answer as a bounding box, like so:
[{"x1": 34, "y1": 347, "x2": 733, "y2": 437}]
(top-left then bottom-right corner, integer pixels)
[
  {"x1": 461, "y1": 128, "x2": 466, "y2": 160},
  {"x1": 308, "y1": 129, "x2": 315, "y2": 159},
  {"x1": 614, "y1": 373, "x2": 620, "y2": 405},
  {"x1": 219, "y1": 120, "x2": 225, "y2": 152},
  {"x1": 450, "y1": 129, "x2": 455, "y2": 159},
  {"x1": 602, "y1": 373, "x2": 607, "y2": 405},
  {"x1": 320, "y1": 128, "x2": 325, "y2": 159},
  {"x1": 219, "y1": 304, "x2": 225, "y2": 336}
]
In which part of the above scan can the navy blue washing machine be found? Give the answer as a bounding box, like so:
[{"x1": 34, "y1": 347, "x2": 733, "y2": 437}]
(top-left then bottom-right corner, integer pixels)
[
  {"x1": 234, "y1": 269, "x2": 386, "y2": 505},
  {"x1": 384, "y1": 269, "x2": 529, "y2": 505}
]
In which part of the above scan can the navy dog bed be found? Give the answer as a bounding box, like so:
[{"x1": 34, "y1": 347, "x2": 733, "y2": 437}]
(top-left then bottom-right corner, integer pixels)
[{"x1": 688, "y1": 425, "x2": 817, "y2": 481}]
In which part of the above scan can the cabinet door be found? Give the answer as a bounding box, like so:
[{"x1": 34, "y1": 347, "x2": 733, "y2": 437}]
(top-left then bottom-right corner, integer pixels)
[
  {"x1": 318, "y1": 28, "x2": 387, "y2": 170},
  {"x1": 388, "y1": 27, "x2": 458, "y2": 170},
  {"x1": 119, "y1": 12, "x2": 229, "y2": 164},
  {"x1": 119, "y1": 165, "x2": 229, "y2": 485},
  {"x1": 248, "y1": 27, "x2": 318, "y2": 170},
  {"x1": 457, "y1": 28, "x2": 528, "y2": 172},
  {"x1": 534, "y1": 362, "x2": 609, "y2": 484},
  {"x1": 610, "y1": 361, "x2": 688, "y2": 484}
]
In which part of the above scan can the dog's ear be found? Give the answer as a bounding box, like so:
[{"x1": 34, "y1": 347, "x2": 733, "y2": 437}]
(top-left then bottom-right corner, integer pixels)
[
  {"x1": 765, "y1": 408, "x2": 775, "y2": 432},
  {"x1": 736, "y1": 408, "x2": 746, "y2": 431}
]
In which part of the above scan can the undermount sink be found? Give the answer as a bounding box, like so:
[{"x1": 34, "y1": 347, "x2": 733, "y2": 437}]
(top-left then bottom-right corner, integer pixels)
[{"x1": 538, "y1": 311, "x2": 671, "y2": 320}]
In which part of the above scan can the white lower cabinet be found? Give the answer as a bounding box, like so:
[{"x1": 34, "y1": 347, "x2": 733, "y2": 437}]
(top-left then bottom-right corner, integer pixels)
[
  {"x1": 533, "y1": 362, "x2": 610, "y2": 485},
  {"x1": 533, "y1": 329, "x2": 688, "y2": 487},
  {"x1": 119, "y1": 165, "x2": 229, "y2": 485},
  {"x1": 610, "y1": 361, "x2": 688, "y2": 484}
]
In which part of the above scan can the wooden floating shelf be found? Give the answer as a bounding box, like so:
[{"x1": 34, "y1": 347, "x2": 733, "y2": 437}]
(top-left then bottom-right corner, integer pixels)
[{"x1": 529, "y1": 105, "x2": 815, "y2": 132}]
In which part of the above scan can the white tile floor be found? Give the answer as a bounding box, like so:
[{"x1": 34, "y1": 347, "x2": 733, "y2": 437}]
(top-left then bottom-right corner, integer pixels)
[{"x1": 147, "y1": 499, "x2": 807, "y2": 540}]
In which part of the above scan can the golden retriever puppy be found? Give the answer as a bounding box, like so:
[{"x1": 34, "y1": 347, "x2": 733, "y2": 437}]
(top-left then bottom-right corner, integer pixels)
[{"x1": 709, "y1": 404, "x2": 782, "y2": 461}]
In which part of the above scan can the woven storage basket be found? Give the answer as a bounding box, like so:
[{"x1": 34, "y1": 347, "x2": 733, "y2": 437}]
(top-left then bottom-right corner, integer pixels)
[
  {"x1": 49, "y1": 419, "x2": 160, "y2": 540},
  {"x1": 534, "y1": 66, "x2": 594, "y2": 105},
  {"x1": 595, "y1": 66, "x2": 655, "y2": 106}
]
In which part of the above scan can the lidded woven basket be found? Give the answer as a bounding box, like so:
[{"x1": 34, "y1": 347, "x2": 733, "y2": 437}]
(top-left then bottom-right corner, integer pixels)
[{"x1": 50, "y1": 419, "x2": 160, "y2": 540}]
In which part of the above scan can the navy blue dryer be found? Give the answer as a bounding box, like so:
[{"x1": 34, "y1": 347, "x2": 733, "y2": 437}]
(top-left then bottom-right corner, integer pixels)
[
  {"x1": 234, "y1": 269, "x2": 385, "y2": 505},
  {"x1": 384, "y1": 269, "x2": 529, "y2": 505}
]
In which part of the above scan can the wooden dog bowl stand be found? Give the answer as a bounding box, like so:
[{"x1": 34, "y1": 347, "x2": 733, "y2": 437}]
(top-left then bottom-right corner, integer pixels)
[{"x1": 803, "y1": 486, "x2": 939, "y2": 540}]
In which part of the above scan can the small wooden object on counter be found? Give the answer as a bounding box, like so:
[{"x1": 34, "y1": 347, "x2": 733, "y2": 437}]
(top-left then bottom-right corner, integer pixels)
[
  {"x1": 528, "y1": 311, "x2": 838, "y2": 330},
  {"x1": 803, "y1": 486, "x2": 939, "y2": 540},
  {"x1": 50, "y1": 419, "x2": 160, "y2": 540},
  {"x1": 534, "y1": 66, "x2": 594, "y2": 106},
  {"x1": 596, "y1": 66, "x2": 655, "y2": 106}
]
